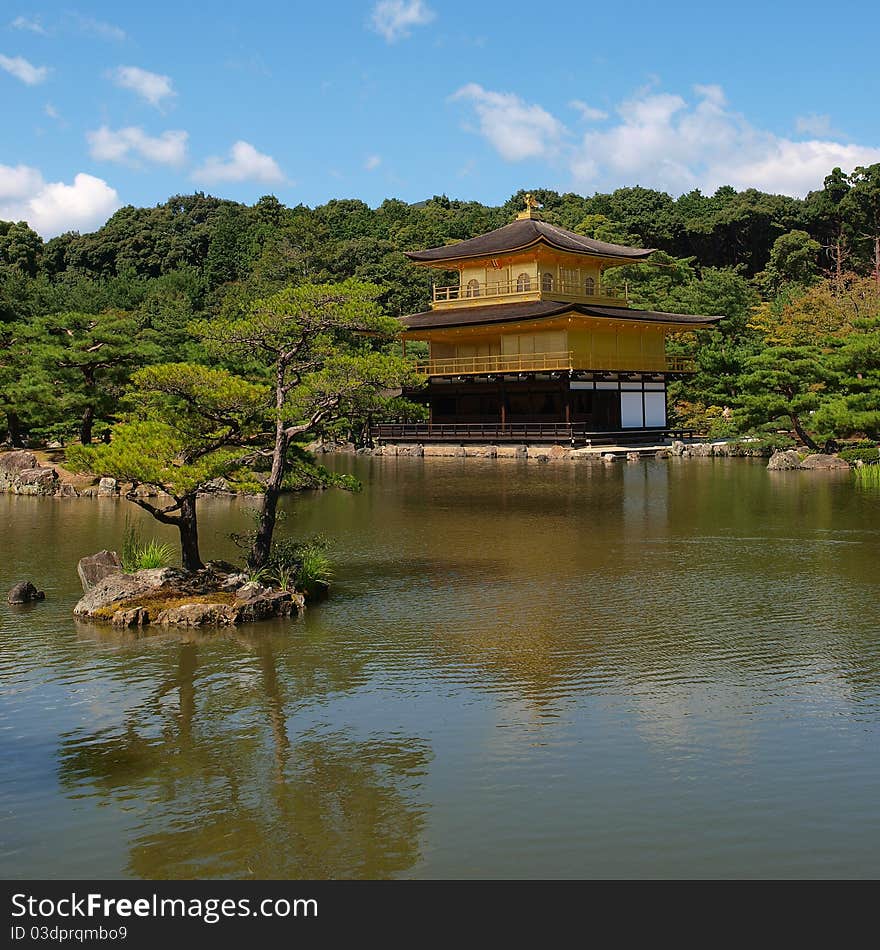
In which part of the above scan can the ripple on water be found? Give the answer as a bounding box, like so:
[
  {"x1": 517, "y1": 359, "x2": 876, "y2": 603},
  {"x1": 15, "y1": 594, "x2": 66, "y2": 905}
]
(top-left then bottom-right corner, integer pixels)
[{"x1": 1, "y1": 460, "x2": 879, "y2": 878}]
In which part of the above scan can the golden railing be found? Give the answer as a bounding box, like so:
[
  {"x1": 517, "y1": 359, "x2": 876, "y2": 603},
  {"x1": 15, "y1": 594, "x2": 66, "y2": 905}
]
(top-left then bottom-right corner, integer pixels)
[
  {"x1": 432, "y1": 279, "x2": 624, "y2": 304},
  {"x1": 414, "y1": 352, "x2": 696, "y2": 376}
]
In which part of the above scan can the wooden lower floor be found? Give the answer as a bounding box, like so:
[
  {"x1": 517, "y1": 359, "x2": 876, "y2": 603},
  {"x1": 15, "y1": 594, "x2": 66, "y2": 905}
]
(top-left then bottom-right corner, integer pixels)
[{"x1": 408, "y1": 373, "x2": 669, "y2": 431}]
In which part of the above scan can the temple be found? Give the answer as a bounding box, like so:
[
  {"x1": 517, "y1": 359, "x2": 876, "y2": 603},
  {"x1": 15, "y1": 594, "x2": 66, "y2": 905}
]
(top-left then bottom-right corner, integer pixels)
[{"x1": 388, "y1": 196, "x2": 722, "y2": 444}]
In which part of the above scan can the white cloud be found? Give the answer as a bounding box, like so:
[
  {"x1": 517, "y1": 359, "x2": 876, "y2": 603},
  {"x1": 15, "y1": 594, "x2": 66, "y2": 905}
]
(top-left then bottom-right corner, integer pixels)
[
  {"x1": 795, "y1": 113, "x2": 833, "y2": 137},
  {"x1": 72, "y1": 15, "x2": 126, "y2": 42},
  {"x1": 10, "y1": 13, "x2": 126, "y2": 41},
  {"x1": 365, "y1": 154, "x2": 382, "y2": 171},
  {"x1": 452, "y1": 83, "x2": 566, "y2": 162},
  {"x1": 0, "y1": 164, "x2": 120, "y2": 237},
  {"x1": 111, "y1": 65, "x2": 174, "y2": 108},
  {"x1": 370, "y1": 0, "x2": 435, "y2": 42},
  {"x1": 44, "y1": 103, "x2": 60, "y2": 120},
  {"x1": 570, "y1": 100, "x2": 608, "y2": 122},
  {"x1": 193, "y1": 141, "x2": 285, "y2": 185},
  {"x1": 11, "y1": 16, "x2": 47, "y2": 35},
  {"x1": 455, "y1": 81, "x2": 880, "y2": 197},
  {"x1": 87, "y1": 125, "x2": 188, "y2": 166},
  {"x1": 0, "y1": 53, "x2": 49, "y2": 85}
]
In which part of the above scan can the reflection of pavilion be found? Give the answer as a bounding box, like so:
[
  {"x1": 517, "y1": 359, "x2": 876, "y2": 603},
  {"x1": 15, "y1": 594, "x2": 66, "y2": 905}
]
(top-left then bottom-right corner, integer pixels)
[
  {"x1": 385, "y1": 196, "x2": 721, "y2": 445},
  {"x1": 58, "y1": 633, "x2": 431, "y2": 879}
]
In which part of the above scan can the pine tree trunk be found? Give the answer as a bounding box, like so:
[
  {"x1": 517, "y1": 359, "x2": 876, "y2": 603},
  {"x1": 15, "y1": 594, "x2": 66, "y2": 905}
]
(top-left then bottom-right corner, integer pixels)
[
  {"x1": 80, "y1": 405, "x2": 94, "y2": 445},
  {"x1": 790, "y1": 413, "x2": 820, "y2": 452},
  {"x1": 177, "y1": 494, "x2": 204, "y2": 572},
  {"x1": 249, "y1": 422, "x2": 288, "y2": 571},
  {"x1": 5, "y1": 411, "x2": 24, "y2": 447}
]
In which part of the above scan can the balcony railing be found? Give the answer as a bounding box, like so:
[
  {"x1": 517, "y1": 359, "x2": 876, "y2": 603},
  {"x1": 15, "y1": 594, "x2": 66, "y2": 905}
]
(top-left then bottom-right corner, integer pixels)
[
  {"x1": 432, "y1": 278, "x2": 625, "y2": 305},
  {"x1": 414, "y1": 351, "x2": 695, "y2": 376}
]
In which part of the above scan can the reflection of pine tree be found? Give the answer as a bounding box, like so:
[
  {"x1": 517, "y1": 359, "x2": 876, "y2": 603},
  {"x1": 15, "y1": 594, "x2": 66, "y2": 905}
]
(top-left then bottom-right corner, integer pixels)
[{"x1": 58, "y1": 634, "x2": 430, "y2": 879}]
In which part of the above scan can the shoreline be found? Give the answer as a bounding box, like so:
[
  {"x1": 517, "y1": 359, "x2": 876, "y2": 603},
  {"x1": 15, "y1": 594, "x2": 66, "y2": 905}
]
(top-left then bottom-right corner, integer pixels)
[
  {"x1": 316, "y1": 438, "x2": 771, "y2": 462},
  {"x1": 0, "y1": 439, "x2": 851, "y2": 501}
]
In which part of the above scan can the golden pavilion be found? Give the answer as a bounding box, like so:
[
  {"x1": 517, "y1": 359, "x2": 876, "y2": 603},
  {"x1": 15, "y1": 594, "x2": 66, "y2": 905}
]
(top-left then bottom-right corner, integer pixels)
[{"x1": 393, "y1": 196, "x2": 721, "y2": 442}]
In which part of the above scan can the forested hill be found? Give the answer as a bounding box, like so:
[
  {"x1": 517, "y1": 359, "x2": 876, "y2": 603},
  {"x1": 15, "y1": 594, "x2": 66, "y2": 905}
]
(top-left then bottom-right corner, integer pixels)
[
  {"x1": 2, "y1": 165, "x2": 879, "y2": 323},
  {"x1": 1, "y1": 164, "x2": 879, "y2": 449}
]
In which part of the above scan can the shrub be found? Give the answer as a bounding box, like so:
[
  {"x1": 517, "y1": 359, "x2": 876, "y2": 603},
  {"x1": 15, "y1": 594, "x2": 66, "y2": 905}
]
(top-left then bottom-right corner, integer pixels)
[
  {"x1": 839, "y1": 444, "x2": 880, "y2": 466},
  {"x1": 229, "y1": 512, "x2": 334, "y2": 595},
  {"x1": 267, "y1": 535, "x2": 333, "y2": 595},
  {"x1": 726, "y1": 434, "x2": 796, "y2": 457}
]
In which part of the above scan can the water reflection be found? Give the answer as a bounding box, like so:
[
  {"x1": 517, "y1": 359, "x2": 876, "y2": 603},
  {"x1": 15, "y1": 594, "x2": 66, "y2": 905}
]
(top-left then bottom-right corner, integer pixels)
[
  {"x1": 2, "y1": 458, "x2": 880, "y2": 878},
  {"x1": 58, "y1": 633, "x2": 431, "y2": 879}
]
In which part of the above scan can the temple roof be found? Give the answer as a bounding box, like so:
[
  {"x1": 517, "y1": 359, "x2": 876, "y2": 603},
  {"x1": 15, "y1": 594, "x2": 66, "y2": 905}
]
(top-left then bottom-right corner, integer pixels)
[
  {"x1": 404, "y1": 218, "x2": 655, "y2": 264},
  {"x1": 401, "y1": 300, "x2": 723, "y2": 331}
]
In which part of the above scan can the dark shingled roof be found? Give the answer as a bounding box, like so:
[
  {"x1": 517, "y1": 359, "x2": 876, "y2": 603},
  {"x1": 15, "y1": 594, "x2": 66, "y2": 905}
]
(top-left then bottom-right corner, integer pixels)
[
  {"x1": 401, "y1": 300, "x2": 723, "y2": 331},
  {"x1": 404, "y1": 218, "x2": 655, "y2": 264}
]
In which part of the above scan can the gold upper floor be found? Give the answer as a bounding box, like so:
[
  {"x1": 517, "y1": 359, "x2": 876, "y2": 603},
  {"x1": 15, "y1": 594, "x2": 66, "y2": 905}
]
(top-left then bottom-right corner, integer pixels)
[{"x1": 429, "y1": 250, "x2": 628, "y2": 310}]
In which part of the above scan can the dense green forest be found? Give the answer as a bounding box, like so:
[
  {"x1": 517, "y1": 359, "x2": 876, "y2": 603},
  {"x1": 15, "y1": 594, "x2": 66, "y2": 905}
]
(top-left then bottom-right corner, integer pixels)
[{"x1": 2, "y1": 163, "x2": 879, "y2": 449}]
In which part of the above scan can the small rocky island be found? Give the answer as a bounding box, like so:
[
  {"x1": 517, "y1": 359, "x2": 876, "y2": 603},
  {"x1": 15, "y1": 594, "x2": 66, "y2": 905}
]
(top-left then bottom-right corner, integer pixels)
[{"x1": 74, "y1": 551, "x2": 306, "y2": 627}]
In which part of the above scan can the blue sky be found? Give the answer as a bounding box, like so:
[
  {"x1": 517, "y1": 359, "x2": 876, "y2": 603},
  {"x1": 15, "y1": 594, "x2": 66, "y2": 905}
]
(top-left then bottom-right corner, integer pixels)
[{"x1": 2, "y1": 1, "x2": 880, "y2": 236}]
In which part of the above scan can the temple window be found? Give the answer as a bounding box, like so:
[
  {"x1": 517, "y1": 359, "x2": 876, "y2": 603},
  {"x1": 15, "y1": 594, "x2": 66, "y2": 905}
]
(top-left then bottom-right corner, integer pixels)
[
  {"x1": 584, "y1": 276, "x2": 596, "y2": 296},
  {"x1": 465, "y1": 279, "x2": 481, "y2": 298},
  {"x1": 541, "y1": 272, "x2": 554, "y2": 292},
  {"x1": 516, "y1": 273, "x2": 531, "y2": 292}
]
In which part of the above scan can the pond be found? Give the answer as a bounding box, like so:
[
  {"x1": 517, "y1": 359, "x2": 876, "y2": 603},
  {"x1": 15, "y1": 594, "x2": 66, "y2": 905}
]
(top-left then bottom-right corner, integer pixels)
[{"x1": 1, "y1": 456, "x2": 878, "y2": 878}]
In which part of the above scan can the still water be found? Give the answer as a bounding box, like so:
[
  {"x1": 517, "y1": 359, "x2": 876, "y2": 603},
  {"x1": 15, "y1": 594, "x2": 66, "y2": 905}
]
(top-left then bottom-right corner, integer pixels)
[{"x1": 1, "y1": 457, "x2": 878, "y2": 879}]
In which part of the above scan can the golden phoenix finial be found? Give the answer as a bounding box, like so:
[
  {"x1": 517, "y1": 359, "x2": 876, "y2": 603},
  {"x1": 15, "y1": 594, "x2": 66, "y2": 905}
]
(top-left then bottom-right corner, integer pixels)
[{"x1": 516, "y1": 193, "x2": 543, "y2": 220}]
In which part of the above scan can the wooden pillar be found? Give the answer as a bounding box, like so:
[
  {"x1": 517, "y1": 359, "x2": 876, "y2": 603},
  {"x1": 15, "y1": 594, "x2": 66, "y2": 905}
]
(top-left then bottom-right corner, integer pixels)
[{"x1": 564, "y1": 377, "x2": 571, "y2": 424}]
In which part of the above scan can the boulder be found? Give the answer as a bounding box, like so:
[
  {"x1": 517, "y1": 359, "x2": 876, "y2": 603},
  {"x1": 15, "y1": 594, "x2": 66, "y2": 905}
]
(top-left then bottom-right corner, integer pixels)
[
  {"x1": 800, "y1": 453, "x2": 850, "y2": 470},
  {"x1": 670, "y1": 440, "x2": 687, "y2": 457},
  {"x1": 77, "y1": 550, "x2": 122, "y2": 592},
  {"x1": 7, "y1": 581, "x2": 45, "y2": 604},
  {"x1": 13, "y1": 467, "x2": 58, "y2": 495},
  {"x1": 495, "y1": 445, "x2": 527, "y2": 458},
  {"x1": 655, "y1": 449, "x2": 671, "y2": 459},
  {"x1": 422, "y1": 445, "x2": 458, "y2": 457},
  {"x1": 235, "y1": 581, "x2": 271, "y2": 600},
  {"x1": 767, "y1": 449, "x2": 803, "y2": 471},
  {"x1": 686, "y1": 442, "x2": 714, "y2": 457},
  {"x1": 201, "y1": 478, "x2": 232, "y2": 493},
  {"x1": 234, "y1": 588, "x2": 294, "y2": 622},
  {"x1": 111, "y1": 606, "x2": 151, "y2": 627},
  {"x1": 155, "y1": 602, "x2": 237, "y2": 626},
  {"x1": 528, "y1": 445, "x2": 568, "y2": 460},
  {"x1": 602, "y1": 453, "x2": 617, "y2": 463},
  {"x1": 626, "y1": 452, "x2": 641, "y2": 462},
  {"x1": 215, "y1": 571, "x2": 250, "y2": 591},
  {"x1": 97, "y1": 477, "x2": 118, "y2": 496},
  {"x1": 73, "y1": 567, "x2": 186, "y2": 617},
  {"x1": 0, "y1": 450, "x2": 38, "y2": 488}
]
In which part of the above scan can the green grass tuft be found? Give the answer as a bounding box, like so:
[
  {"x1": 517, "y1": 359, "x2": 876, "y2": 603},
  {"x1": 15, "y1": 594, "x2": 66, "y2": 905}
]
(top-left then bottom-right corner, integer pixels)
[
  {"x1": 853, "y1": 464, "x2": 880, "y2": 488},
  {"x1": 121, "y1": 517, "x2": 174, "y2": 572}
]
